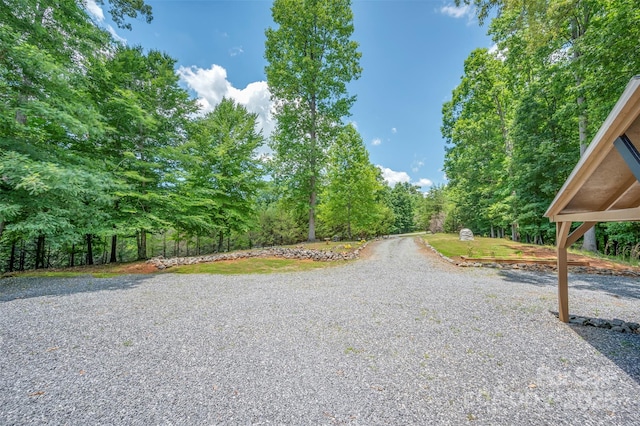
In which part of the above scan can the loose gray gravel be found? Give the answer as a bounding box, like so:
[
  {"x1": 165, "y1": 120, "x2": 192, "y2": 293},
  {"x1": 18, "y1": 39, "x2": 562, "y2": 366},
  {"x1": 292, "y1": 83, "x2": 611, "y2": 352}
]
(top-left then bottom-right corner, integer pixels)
[{"x1": 1, "y1": 237, "x2": 639, "y2": 425}]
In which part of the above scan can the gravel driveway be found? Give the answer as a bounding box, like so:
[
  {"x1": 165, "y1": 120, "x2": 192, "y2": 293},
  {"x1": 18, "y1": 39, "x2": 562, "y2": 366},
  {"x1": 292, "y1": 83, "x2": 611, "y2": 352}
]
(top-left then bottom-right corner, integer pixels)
[{"x1": 1, "y1": 236, "x2": 639, "y2": 425}]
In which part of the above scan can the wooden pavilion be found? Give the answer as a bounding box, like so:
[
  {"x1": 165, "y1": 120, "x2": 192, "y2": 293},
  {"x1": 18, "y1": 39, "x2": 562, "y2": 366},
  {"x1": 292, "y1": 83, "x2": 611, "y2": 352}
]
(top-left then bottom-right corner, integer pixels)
[{"x1": 545, "y1": 75, "x2": 640, "y2": 323}]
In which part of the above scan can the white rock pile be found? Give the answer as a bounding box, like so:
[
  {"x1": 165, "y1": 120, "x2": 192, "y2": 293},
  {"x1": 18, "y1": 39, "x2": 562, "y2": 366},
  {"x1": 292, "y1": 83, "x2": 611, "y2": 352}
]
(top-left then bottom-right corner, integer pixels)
[{"x1": 147, "y1": 243, "x2": 368, "y2": 270}]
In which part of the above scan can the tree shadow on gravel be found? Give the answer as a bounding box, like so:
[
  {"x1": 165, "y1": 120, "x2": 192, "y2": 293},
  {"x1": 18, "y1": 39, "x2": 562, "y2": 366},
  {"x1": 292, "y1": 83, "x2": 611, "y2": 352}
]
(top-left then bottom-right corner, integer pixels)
[
  {"x1": 0, "y1": 275, "x2": 152, "y2": 302},
  {"x1": 498, "y1": 269, "x2": 640, "y2": 385},
  {"x1": 569, "y1": 324, "x2": 640, "y2": 385},
  {"x1": 497, "y1": 270, "x2": 640, "y2": 300}
]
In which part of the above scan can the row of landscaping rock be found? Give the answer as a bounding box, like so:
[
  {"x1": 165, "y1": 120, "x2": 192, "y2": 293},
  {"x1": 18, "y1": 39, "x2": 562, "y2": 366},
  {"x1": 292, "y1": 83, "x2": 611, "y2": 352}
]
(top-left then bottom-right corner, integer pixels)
[
  {"x1": 459, "y1": 261, "x2": 640, "y2": 277},
  {"x1": 550, "y1": 312, "x2": 640, "y2": 334},
  {"x1": 147, "y1": 243, "x2": 368, "y2": 270}
]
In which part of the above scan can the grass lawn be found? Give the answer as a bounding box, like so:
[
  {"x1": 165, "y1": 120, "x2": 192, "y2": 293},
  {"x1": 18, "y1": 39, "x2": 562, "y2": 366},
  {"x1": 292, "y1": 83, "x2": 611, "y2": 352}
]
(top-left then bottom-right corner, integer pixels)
[{"x1": 423, "y1": 233, "x2": 553, "y2": 259}]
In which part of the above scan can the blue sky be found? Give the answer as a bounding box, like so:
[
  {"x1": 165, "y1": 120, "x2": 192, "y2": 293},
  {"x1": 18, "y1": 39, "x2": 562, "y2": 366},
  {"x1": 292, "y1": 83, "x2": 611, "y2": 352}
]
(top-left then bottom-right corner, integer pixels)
[{"x1": 87, "y1": 0, "x2": 493, "y2": 189}]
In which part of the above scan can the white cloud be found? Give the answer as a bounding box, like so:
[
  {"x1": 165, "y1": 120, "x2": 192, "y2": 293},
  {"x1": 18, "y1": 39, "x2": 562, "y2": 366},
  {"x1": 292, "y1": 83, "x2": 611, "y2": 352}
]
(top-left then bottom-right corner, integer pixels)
[
  {"x1": 439, "y1": 3, "x2": 476, "y2": 24},
  {"x1": 414, "y1": 178, "x2": 433, "y2": 188},
  {"x1": 377, "y1": 166, "x2": 411, "y2": 187},
  {"x1": 108, "y1": 25, "x2": 127, "y2": 43},
  {"x1": 83, "y1": 1, "x2": 127, "y2": 43},
  {"x1": 177, "y1": 64, "x2": 274, "y2": 138},
  {"x1": 372, "y1": 138, "x2": 382, "y2": 146},
  {"x1": 391, "y1": 127, "x2": 397, "y2": 134},
  {"x1": 84, "y1": 0, "x2": 104, "y2": 22},
  {"x1": 440, "y1": 4, "x2": 473, "y2": 19},
  {"x1": 229, "y1": 46, "x2": 244, "y2": 57},
  {"x1": 411, "y1": 159, "x2": 425, "y2": 173}
]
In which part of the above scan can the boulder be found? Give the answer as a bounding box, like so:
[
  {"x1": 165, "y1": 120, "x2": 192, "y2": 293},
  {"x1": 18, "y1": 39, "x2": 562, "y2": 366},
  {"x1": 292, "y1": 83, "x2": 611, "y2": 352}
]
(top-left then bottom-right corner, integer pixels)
[{"x1": 459, "y1": 228, "x2": 474, "y2": 241}]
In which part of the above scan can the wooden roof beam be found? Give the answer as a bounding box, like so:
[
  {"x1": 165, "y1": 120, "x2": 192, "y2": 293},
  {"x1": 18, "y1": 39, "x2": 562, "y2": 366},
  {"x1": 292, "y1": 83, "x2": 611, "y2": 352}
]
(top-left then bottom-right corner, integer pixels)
[
  {"x1": 552, "y1": 206, "x2": 640, "y2": 223},
  {"x1": 566, "y1": 222, "x2": 597, "y2": 247}
]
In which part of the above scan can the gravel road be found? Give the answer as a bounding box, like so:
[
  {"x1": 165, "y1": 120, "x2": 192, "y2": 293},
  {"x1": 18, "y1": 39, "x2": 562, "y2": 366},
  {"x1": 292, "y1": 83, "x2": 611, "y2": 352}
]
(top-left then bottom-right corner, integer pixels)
[{"x1": 1, "y1": 236, "x2": 639, "y2": 425}]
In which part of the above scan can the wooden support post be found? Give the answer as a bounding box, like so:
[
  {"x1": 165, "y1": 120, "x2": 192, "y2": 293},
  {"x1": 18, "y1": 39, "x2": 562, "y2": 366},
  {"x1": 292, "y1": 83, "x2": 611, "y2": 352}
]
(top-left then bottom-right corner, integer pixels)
[
  {"x1": 557, "y1": 245, "x2": 569, "y2": 322},
  {"x1": 556, "y1": 222, "x2": 571, "y2": 323}
]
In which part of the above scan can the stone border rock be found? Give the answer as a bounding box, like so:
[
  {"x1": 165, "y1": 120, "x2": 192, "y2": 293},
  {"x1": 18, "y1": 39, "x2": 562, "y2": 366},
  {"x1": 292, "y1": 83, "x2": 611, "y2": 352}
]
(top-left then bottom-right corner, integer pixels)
[
  {"x1": 146, "y1": 242, "x2": 369, "y2": 270},
  {"x1": 418, "y1": 238, "x2": 640, "y2": 277},
  {"x1": 458, "y1": 260, "x2": 640, "y2": 277},
  {"x1": 550, "y1": 311, "x2": 640, "y2": 334}
]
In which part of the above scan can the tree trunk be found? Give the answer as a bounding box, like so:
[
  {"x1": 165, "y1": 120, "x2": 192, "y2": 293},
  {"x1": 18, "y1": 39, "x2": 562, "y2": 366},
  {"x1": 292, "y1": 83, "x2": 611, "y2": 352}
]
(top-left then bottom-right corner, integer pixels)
[
  {"x1": 163, "y1": 232, "x2": 167, "y2": 257},
  {"x1": 102, "y1": 237, "x2": 107, "y2": 264},
  {"x1": 35, "y1": 235, "x2": 45, "y2": 269},
  {"x1": 8, "y1": 241, "x2": 16, "y2": 272},
  {"x1": 578, "y1": 100, "x2": 597, "y2": 251},
  {"x1": 86, "y1": 234, "x2": 94, "y2": 265},
  {"x1": 580, "y1": 131, "x2": 597, "y2": 252},
  {"x1": 70, "y1": 243, "x2": 75, "y2": 267},
  {"x1": 347, "y1": 198, "x2": 352, "y2": 240},
  {"x1": 568, "y1": 13, "x2": 597, "y2": 253},
  {"x1": 110, "y1": 235, "x2": 117, "y2": 263},
  {"x1": 19, "y1": 241, "x2": 25, "y2": 271},
  {"x1": 137, "y1": 230, "x2": 147, "y2": 260},
  {"x1": 308, "y1": 178, "x2": 317, "y2": 242},
  {"x1": 227, "y1": 232, "x2": 230, "y2": 252},
  {"x1": 217, "y1": 230, "x2": 224, "y2": 253},
  {"x1": 308, "y1": 91, "x2": 318, "y2": 242}
]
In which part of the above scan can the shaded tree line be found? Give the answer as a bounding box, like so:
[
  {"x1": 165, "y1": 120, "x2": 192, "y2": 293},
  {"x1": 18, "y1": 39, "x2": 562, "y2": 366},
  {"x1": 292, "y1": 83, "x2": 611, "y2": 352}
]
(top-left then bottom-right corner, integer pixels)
[
  {"x1": 440, "y1": 0, "x2": 640, "y2": 256},
  {"x1": 0, "y1": 0, "x2": 267, "y2": 272}
]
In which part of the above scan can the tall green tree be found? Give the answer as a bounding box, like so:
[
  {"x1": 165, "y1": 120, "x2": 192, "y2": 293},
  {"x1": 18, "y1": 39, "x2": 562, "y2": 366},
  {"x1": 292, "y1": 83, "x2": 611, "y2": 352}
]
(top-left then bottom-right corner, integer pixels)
[
  {"x1": 0, "y1": 149, "x2": 115, "y2": 268},
  {"x1": 176, "y1": 98, "x2": 264, "y2": 248},
  {"x1": 0, "y1": 0, "x2": 152, "y2": 268},
  {"x1": 318, "y1": 125, "x2": 384, "y2": 239},
  {"x1": 508, "y1": 64, "x2": 579, "y2": 244},
  {"x1": 416, "y1": 185, "x2": 447, "y2": 233},
  {"x1": 89, "y1": 45, "x2": 195, "y2": 260},
  {"x1": 389, "y1": 182, "x2": 421, "y2": 234},
  {"x1": 254, "y1": 203, "x2": 304, "y2": 247},
  {"x1": 265, "y1": 0, "x2": 362, "y2": 241},
  {"x1": 442, "y1": 48, "x2": 514, "y2": 236}
]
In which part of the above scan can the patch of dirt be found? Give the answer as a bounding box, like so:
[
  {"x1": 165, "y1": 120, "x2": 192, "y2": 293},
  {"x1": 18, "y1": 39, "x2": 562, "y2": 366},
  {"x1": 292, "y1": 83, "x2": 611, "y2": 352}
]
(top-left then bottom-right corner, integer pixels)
[
  {"x1": 357, "y1": 240, "x2": 378, "y2": 260},
  {"x1": 452, "y1": 244, "x2": 640, "y2": 275},
  {"x1": 118, "y1": 262, "x2": 159, "y2": 274}
]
